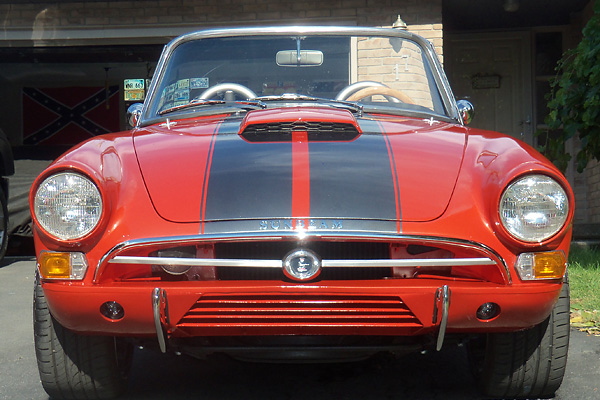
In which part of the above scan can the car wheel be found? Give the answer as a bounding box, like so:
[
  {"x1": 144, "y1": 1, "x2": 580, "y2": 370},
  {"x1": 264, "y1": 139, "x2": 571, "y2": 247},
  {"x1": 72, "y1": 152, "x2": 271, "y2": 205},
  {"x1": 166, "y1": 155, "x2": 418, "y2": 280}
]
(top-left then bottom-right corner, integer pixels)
[
  {"x1": 468, "y1": 277, "x2": 570, "y2": 399},
  {"x1": 0, "y1": 186, "x2": 8, "y2": 262},
  {"x1": 33, "y1": 275, "x2": 132, "y2": 400}
]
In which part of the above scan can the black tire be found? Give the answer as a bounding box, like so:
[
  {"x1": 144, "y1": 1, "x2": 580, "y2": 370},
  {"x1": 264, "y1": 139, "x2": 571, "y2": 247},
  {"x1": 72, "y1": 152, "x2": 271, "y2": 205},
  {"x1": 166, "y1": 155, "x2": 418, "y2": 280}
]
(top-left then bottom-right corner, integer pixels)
[
  {"x1": 468, "y1": 278, "x2": 570, "y2": 399},
  {"x1": 0, "y1": 185, "x2": 9, "y2": 263},
  {"x1": 33, "y1": 275, "x2": 132, "y2": 399}
]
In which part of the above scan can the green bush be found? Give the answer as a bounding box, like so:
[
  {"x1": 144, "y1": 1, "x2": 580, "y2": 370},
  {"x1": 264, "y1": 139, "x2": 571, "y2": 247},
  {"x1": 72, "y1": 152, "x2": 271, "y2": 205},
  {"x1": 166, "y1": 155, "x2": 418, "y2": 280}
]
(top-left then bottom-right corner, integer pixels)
[{"x1": 542, "y1": 2, "x2": 600, "y2": 172}]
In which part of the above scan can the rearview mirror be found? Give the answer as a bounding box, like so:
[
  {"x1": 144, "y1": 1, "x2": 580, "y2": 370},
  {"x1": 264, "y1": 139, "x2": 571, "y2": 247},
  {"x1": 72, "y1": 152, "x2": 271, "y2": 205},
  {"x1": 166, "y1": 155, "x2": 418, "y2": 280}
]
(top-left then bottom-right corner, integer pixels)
[{"x1": 276, "y1": 50, "x2": 323, "y2": 67}]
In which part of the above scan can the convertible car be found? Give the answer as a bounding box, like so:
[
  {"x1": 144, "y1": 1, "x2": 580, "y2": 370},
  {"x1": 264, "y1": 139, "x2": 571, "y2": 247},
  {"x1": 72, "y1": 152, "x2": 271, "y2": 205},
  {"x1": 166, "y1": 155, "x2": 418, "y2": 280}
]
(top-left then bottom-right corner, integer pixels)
[{"x1": 31, "y1": 26, "x2": 573, "y2": 399}]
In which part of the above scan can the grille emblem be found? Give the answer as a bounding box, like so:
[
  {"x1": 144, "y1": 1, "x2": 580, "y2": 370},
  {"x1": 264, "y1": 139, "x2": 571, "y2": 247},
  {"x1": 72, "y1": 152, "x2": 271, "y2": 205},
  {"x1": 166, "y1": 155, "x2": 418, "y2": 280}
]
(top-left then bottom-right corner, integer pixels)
[{"x1": 283, "y1": 249, "x2": 321, "y2": 281}]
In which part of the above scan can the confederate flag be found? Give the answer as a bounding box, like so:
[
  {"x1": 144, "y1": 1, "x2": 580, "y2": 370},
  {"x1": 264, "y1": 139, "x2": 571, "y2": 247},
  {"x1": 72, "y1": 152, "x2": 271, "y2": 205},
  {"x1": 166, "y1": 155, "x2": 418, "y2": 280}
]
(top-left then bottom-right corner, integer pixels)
[{"x1": 22, "y1": 86, "x2": 120, "y2": 146}]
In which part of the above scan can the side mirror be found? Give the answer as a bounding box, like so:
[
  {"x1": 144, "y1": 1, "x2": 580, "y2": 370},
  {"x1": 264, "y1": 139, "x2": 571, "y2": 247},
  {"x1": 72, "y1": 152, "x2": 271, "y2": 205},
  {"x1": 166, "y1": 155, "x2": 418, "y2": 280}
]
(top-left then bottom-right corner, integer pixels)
[
  {"x1": 457, "y1": 100, "x2": 474, "y2": 125},
  {"x1": 127, "y1": 103, "x2": 144, "y2": 128}
]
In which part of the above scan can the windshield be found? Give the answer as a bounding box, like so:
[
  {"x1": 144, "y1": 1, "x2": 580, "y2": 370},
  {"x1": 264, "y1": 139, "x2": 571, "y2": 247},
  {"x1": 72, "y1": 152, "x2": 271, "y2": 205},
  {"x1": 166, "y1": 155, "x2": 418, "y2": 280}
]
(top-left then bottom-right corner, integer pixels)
[{"x1": 144, "y1": 30, "x2": 451, "y2": 122}]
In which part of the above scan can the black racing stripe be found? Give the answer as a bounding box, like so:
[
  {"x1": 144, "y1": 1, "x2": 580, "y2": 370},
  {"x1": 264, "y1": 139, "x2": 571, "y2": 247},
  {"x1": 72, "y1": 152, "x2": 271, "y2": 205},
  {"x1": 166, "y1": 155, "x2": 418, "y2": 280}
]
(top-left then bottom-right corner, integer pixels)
[
  {"x1": 308, "y1": 118, "x2": 399, "y2": 221},
  {"x1": 377, "y1": 119, "x2": 402, "y2": 232},
  {"x1": 203, "y1": 119, "x2": 293, "y2": 221},
  {"x1": 199, "y1": 118, "x2": 224, "y2": 230}
]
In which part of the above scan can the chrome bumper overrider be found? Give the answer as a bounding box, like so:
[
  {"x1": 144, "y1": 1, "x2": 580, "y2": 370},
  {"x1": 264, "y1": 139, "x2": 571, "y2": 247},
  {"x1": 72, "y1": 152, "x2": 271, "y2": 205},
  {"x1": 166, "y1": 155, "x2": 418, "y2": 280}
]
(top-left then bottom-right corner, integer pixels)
[
  {"x1": 152, "y1": 288, "x2": 169, "y2": 353},
  {"x1": 434, "y1": 285, "x2": 451, "y2": 351}
]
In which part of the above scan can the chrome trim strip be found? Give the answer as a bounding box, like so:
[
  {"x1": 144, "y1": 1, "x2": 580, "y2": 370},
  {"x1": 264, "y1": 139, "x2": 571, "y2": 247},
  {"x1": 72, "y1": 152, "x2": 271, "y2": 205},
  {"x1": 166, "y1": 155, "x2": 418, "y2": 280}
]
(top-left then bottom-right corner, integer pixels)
[
  {"x1": 110, "y1": 255, "x2": 494, "y2": 268},
  {"x1": 96, "y1": 232, "x2": 510, "y2": 283},
  {"x1": 322, "y1": 258, "x2": 495, "y2": 267},
  {"x1": 112, "y1": 256, "x2": 282, "y2": 268}
]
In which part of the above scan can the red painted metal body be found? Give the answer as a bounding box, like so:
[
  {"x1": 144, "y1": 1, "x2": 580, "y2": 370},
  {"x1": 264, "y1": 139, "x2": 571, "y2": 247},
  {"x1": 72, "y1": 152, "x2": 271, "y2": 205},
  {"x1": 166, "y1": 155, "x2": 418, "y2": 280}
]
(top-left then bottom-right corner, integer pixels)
[{"x1": 31, "y1": 108, "x2": 573, "y2": 342}]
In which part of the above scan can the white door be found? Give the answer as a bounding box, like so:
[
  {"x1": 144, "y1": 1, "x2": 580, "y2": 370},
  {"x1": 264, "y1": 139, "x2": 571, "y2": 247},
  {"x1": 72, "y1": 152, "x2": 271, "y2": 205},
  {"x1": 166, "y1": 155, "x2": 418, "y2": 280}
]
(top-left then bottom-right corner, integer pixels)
[{"x1": 445, "y1": 32, "x2": 533, "y2": 144}]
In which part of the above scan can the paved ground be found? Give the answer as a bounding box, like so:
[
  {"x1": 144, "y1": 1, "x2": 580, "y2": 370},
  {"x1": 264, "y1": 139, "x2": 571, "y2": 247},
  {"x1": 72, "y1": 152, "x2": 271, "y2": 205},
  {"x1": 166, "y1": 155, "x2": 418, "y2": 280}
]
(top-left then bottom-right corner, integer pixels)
[{"x1": 1, "y1": 257, "x2": 599, "y2": 400}]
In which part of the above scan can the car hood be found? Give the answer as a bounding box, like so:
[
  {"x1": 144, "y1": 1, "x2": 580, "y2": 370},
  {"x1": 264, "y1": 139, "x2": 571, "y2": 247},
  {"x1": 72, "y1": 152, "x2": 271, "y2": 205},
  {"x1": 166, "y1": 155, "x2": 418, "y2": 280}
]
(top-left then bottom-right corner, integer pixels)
[{"x1": 134, "y1": 108, "x2": 466, "y2": 227}]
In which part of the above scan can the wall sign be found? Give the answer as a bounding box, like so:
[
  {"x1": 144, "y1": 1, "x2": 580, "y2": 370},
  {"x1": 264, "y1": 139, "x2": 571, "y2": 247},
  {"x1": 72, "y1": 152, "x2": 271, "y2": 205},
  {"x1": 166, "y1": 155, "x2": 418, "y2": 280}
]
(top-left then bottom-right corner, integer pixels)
[{"x1": 471, "y1": 74, "x2": 501, "y2": 89}]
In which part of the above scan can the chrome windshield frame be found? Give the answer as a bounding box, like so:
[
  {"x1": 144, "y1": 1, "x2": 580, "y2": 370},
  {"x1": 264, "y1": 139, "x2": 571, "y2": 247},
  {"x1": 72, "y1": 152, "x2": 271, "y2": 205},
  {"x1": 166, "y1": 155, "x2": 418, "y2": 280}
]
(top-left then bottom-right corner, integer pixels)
[{"x1": 139, "y1": 26, "x2": 461, "y2": 126}]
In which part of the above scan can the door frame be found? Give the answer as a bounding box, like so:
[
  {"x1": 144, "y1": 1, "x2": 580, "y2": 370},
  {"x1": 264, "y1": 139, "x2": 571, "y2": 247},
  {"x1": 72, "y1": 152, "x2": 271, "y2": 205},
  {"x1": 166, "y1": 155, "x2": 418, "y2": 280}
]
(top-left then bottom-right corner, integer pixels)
[{"x1": 445, "y1": 31, "x2": 533, "y2": 144}]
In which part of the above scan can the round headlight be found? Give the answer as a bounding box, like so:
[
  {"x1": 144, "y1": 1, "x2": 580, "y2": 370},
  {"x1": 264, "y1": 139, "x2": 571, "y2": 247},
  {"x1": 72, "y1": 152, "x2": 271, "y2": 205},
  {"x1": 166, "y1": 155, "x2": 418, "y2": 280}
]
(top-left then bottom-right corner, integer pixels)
[
  {"x1": 499, "y1": 175, "x2": 568, "y2": 242},
  {"x1": 34, "y1": 172, "x2": 103, "y2": 240}
]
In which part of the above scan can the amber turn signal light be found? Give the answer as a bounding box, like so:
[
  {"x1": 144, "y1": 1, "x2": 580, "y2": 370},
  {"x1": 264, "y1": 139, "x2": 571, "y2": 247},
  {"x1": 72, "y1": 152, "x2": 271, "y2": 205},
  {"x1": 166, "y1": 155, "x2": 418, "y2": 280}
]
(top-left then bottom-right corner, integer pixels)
[
  {"x1": 38, "y1": 252, "x2": 88, "y2": 280},
  {"x1": 515, "y1": 251, "x2": 566, "y2": 280}
]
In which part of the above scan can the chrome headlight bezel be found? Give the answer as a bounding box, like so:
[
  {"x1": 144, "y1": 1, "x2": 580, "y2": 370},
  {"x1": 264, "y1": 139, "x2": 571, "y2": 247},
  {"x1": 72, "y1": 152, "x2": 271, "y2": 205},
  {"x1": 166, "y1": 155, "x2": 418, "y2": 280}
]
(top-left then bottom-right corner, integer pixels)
[
  {"x1": 33, "y1": 172, "x2": 103, "y2": 241},
  {"x1": 499, "y1": 174, "x2": 569, "y2": 243}
]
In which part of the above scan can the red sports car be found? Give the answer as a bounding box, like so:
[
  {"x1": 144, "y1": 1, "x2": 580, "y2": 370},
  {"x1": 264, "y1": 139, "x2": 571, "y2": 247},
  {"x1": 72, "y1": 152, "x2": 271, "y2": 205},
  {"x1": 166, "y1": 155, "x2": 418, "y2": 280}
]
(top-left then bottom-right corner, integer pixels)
[{"x1": 31, "y1": 26, "x2": 573, "y2": 399}]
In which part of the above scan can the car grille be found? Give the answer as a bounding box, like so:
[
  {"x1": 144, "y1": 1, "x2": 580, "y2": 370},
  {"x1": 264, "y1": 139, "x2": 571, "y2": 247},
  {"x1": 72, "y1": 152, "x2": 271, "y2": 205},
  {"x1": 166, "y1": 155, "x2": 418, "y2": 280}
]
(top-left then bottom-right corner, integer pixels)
[
  {"x1": 102, "y1": 236, "x2": 506, "y2": 285},
  {"x1": 177, "y1": 294, "x2": 422, "y2": 328},
  {"x1": 215, "y1": 241, "x2": 390, "y2": 280}
]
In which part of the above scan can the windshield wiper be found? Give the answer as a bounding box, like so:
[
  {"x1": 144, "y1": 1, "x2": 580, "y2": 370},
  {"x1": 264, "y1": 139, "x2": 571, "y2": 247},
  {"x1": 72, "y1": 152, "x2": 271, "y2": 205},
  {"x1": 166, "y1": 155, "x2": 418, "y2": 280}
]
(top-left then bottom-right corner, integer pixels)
[
  {"x1": 253, "y1": 94, "x2": 363, "y2": 116},
  {"x1": 158, "y1": 99, "x2": 266, "y2": 116},
  {"x1": 159, "y1": 100, "x2": 225, "y2": 115}
]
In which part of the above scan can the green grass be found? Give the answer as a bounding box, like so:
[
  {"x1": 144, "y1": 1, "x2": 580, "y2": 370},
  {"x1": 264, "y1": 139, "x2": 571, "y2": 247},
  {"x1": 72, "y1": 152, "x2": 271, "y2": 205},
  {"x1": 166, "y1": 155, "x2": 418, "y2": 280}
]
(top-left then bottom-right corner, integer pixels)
[{"x1": 568, "y1": 245, "x2": 600, "y2": 333}]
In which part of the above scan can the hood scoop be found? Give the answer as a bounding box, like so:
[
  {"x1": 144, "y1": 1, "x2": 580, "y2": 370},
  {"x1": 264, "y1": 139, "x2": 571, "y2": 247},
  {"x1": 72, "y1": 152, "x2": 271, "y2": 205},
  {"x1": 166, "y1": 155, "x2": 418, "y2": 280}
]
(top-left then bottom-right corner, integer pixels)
[{"x1": 239, "y1": 107, "x2": 361, "y2": 142}]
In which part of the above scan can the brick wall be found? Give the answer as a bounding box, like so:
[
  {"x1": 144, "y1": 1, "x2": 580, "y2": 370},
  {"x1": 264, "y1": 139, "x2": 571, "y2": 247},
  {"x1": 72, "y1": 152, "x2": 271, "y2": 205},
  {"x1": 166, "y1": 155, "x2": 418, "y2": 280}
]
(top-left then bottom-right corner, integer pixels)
[
  {"x1": 0, "y1": 0, "x2": 443, "y2": 55},
  {"x1": 585, "y1": 160, "x2": 600, "y2": 223},
  {"x1": 0, "y1": 0, "x2": 443, "y2": 146},
  {"x1": 356, "y1": 37, "x2": 437, "y2": 108}
]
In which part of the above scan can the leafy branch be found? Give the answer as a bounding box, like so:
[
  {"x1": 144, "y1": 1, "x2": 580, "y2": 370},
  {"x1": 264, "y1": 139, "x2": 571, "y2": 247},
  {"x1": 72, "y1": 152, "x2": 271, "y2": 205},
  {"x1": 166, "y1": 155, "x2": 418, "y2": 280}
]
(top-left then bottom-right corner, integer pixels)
[{"x1": 541, "y1": 2, "x2": 600, "y2": 172}]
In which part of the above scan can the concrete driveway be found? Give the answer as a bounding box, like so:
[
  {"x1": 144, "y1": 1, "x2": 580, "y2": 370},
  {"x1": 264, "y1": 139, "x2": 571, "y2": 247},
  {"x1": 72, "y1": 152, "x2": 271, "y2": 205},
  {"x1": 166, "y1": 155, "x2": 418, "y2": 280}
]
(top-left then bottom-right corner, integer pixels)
[{"x1": 2, "y1": 257, "x2": 599, "y2": 399}]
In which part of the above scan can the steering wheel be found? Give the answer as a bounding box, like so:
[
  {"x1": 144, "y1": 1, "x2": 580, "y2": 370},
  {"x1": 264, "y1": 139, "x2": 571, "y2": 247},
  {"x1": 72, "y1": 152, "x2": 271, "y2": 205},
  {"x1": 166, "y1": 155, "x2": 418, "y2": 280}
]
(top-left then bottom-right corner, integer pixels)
[
  {"x1": 198, "y1": 83, "x2": 257, "y2": 101},
  {"x1": 346, "y1": 86, "x2": 415, "y2": 104},
  {"x1": 336, "y1": 81, "x2": 391, "y2": 101}
]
